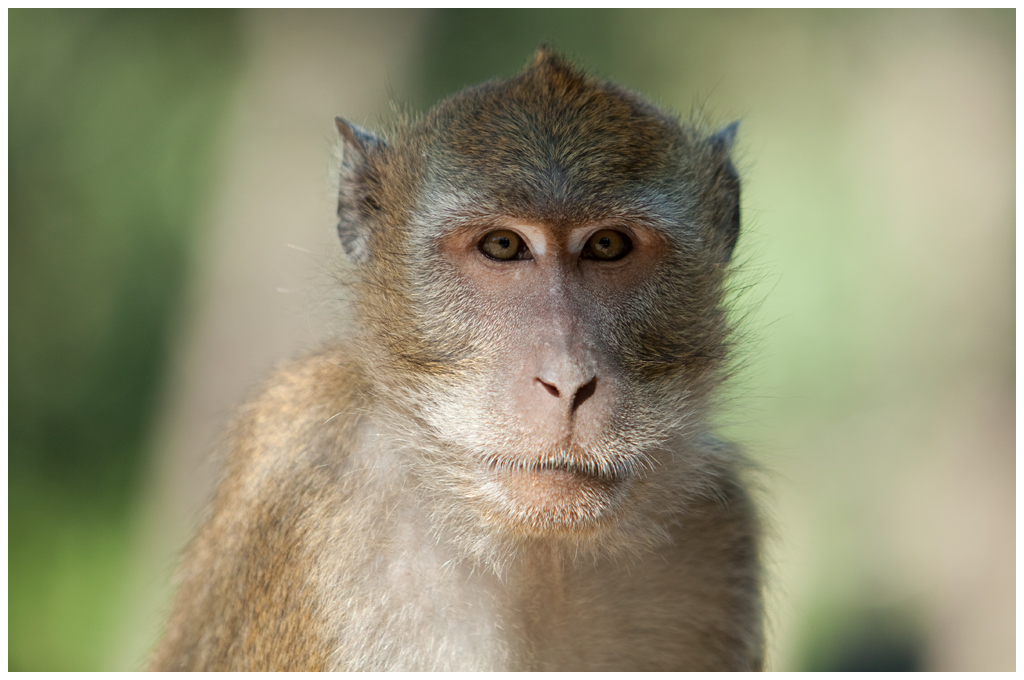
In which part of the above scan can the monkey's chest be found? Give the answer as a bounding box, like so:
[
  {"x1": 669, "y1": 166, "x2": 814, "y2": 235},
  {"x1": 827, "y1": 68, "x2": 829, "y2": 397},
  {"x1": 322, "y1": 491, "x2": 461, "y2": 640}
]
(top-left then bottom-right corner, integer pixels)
[{"x1": 328, "y1": 544, "x2": 701, "y2": 671}]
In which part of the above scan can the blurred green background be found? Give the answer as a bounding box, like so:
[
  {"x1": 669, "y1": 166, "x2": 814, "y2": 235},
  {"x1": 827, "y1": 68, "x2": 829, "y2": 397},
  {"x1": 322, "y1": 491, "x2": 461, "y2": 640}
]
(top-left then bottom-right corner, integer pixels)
[{"x1": 8, "y1": 9, "x2": 1014, "y2": 671}]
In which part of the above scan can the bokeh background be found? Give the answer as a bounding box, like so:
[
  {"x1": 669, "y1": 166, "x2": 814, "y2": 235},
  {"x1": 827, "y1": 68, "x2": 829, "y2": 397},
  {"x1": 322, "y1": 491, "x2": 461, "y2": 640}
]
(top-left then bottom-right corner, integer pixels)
[{"x1": 9, "y1": 9, "x2": 1014, "y2": 671}]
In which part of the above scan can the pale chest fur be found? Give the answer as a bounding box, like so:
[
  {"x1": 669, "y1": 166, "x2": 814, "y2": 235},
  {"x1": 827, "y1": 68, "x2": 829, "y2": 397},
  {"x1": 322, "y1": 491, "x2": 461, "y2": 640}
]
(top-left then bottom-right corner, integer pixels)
[{"x1": 315, "y1": 463, "x2": 751, "y2": 671}]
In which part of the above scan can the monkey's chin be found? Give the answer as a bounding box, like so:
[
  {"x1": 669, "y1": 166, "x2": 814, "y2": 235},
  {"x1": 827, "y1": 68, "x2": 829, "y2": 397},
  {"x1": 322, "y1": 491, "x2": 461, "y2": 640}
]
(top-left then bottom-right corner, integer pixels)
[{"x1": 488, "y1": 464, "x2": 623, "y2": 534}]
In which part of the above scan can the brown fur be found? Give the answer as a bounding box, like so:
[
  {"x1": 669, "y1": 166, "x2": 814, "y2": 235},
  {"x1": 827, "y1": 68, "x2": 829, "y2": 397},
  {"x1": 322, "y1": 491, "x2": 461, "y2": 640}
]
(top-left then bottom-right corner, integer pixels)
[{"x1": 150, "y1": 47, "x2": 763, "y2": 671}]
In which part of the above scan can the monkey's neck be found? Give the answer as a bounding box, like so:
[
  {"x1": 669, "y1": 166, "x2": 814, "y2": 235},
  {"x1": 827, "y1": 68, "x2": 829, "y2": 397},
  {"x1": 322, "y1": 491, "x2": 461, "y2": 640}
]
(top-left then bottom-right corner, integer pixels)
[{"x1": 506, "y1": 547, "x2": 577, "y2": 658}]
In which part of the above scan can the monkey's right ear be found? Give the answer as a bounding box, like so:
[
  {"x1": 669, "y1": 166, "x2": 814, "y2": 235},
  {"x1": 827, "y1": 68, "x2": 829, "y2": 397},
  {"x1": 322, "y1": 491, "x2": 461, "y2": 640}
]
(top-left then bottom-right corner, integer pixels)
[
  {"x1": 335, "y1": 117, "x2": 387, "y2": 264},
  {"x1": 709, "y1": 121, "x2": 741, "y2": 262}
]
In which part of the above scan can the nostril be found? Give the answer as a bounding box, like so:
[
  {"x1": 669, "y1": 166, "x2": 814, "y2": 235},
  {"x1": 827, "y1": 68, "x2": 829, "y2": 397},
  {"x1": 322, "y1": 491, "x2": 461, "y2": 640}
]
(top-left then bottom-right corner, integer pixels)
[
  {"x1": 571, "y1": 377, "x2": 597, "y2": 412},
  {"x1": 537, "y1": 379, "x2": 560, "y2": 398}
]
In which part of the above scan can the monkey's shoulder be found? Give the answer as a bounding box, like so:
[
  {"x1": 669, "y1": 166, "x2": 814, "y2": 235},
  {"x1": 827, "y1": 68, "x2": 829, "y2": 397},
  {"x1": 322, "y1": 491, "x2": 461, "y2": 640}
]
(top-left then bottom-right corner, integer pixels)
[
  {"x1": 224, "y1": 347, "x2": 369, "y2": 471},
  {"x1": 199, "y1": 347, "x2": 375, "y2": 531},
  {"x1": 653, "y1": 451, "x2": 764, "y2": 670},
  {"x1": 151, "y1": 348, "x2": 367, "y2": 670},
  {"x1": 668, "y1": 440, "x2": 761, "y2": 567}
]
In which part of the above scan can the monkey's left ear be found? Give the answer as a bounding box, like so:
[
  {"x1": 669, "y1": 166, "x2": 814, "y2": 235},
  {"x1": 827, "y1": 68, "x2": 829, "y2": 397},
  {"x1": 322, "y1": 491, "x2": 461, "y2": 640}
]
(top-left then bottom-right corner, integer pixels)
[
  {"x1": 335, "y1": 117, "x2": 387, "y2": 264},
  {"x1": 709, "y1": 121, "x2": 741, "y2": 262}
]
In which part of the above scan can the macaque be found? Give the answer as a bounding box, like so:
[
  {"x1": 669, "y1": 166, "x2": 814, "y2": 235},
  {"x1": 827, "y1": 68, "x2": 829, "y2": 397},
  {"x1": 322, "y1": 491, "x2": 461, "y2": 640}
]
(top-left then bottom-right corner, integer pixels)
[{"x1": 150, "y1": 47, "x2": 763, "y2": 671}]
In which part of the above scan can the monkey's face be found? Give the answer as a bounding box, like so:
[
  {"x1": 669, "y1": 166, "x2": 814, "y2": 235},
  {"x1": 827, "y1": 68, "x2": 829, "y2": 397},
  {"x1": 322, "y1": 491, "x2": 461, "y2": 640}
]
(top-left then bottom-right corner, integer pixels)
[
  {"x1": 383, "y1": 207, "x2": 730, "y2": 540},
  {"x1": 336, "y1": 49, "x2": 739, "y2": 542},
  {"x1": 440, "y1": 219, "x2": 660, "y2": 527}
]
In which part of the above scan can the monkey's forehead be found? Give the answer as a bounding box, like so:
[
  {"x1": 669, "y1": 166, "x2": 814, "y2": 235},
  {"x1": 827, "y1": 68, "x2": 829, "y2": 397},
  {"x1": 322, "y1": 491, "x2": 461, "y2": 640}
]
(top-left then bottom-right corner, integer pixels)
[
  {"x1": 402, "y1": 102, "x2": 696, "y2": 224},
  {"x1": 375, "y1": 59, "x2": 726, "y2": 234},
  {"x1": 418, "y1": 77, "x2": 688, "y2": 177}
]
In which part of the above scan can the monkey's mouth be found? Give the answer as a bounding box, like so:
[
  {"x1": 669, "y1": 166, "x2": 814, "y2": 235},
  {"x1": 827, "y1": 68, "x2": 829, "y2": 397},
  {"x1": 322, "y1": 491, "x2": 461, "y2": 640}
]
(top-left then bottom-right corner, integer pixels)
[
  {"x1": 483, "y1": 457, "x2": 628, "y2": 530},
  {"x1": 485, "y1": 454, "x2": 630, "y2": 483},
  {"x1": 522, "y1": 462, "x2": 620, "y2": 496}
]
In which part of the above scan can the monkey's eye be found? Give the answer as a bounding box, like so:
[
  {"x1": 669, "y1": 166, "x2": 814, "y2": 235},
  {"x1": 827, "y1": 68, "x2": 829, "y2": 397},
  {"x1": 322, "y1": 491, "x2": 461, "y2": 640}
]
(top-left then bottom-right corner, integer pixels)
[
  {"x1": 583, "y1": 229, "x2": 632, "y2": 261},
  {"x1": 479, "y1": 230, "x2": 530, "y2": 261}
]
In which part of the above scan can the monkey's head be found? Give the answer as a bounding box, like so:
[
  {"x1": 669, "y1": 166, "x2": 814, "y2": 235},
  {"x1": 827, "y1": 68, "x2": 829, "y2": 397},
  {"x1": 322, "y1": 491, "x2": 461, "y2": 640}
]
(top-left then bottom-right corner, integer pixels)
[{"x1": 335, "y1": 47, "x2": 742, "y2": 555}]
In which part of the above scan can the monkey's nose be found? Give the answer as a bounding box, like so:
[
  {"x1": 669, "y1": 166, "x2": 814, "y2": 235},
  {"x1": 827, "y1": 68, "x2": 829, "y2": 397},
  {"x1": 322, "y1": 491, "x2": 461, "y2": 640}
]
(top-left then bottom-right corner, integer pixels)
[{"x1": 535, "y1": 375, "x2": 598, "y2": 413}]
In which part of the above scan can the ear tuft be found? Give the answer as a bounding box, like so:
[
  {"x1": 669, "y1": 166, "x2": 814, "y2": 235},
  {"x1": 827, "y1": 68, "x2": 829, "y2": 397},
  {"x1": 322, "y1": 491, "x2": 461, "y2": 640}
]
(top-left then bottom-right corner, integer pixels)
[{"x1": 335, "y1": 118, "x2": 386, "y2": 264}]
